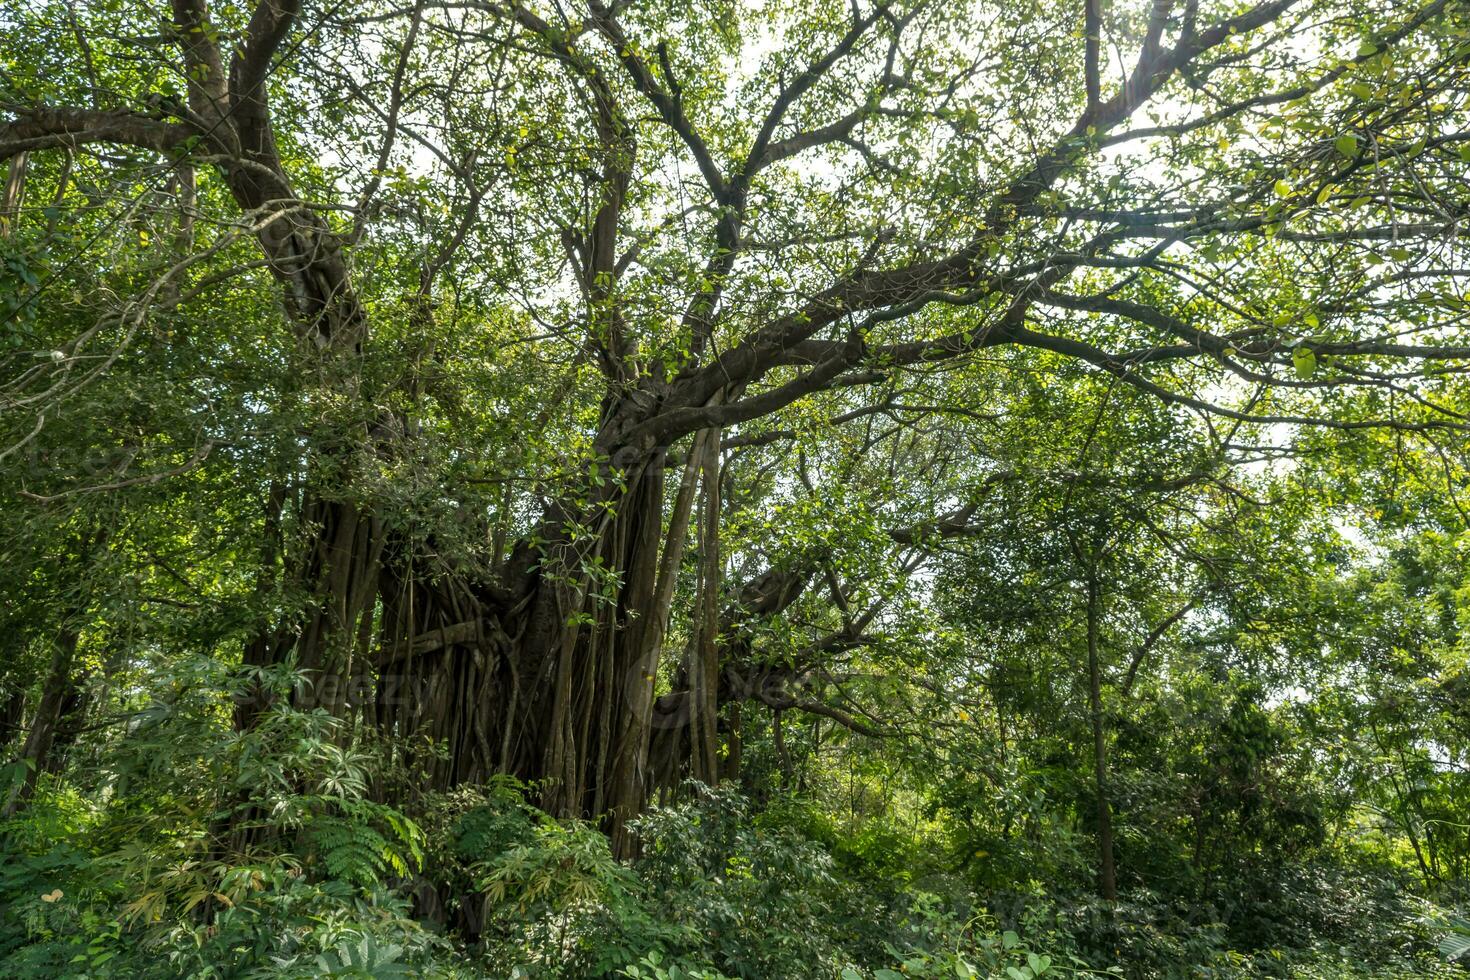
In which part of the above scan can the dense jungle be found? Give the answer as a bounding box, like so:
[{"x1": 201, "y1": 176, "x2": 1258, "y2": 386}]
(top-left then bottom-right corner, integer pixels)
[{"x1": 2, "y1": 0, "x2": 1470, "y2": 975}]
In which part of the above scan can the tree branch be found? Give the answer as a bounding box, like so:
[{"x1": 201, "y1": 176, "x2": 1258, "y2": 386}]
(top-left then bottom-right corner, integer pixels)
[{"x1": 0, "y1": 107, "x2": 189, "y2": 162}]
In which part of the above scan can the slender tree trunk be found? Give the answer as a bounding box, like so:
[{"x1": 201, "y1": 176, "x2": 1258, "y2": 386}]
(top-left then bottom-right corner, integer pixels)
[
  {"x1": 237, "y1": 480, "x2": 287, "y2": 729},
  {"x1": 689, "y1": 430, "x2": 721, "y2": 785},
  {"x1": 3, "y1": 626, "x2": 80, "y2": 816},
  {"x1": 774, "y1": 708, "x2": 792, "y2": 788},
  {"x1": 724, "y1": 701, "x2": 741, "y2": 784},
  {"x1": 0, "y1": 688, "x2": 23, "y2": 753},
  {"x1": 1086, "y1": 574, "x2": 1118, "y2": 902},
  {"x1": 0, "y1": 150, "x2": 25, "y2": 237}
]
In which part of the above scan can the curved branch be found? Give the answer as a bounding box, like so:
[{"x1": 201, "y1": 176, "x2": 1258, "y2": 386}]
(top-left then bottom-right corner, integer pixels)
[
  {"x1": 744, "y1": 1, "x2": 891, "y2": 180},
  {"x1": 586, "y1": 0, "x2": 727, "y2": 201}
]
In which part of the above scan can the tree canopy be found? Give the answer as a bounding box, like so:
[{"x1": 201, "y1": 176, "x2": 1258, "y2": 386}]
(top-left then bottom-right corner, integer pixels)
[{"x1": 2, "y1": 0, "x2": 1469, "y2": 976}]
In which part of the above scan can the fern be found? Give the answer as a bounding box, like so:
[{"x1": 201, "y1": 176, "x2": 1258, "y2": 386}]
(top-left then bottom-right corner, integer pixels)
[
  {"x1": 304, "y1": 799, "x2": 425, "y2": 888},
  {"x1": 310, "y1": 816, "x2": 391, "y2": 887}
]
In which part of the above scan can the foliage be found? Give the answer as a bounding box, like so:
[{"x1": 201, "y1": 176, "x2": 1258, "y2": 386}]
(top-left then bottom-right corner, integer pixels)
[{"x1": 2, "y1": 0, "x2": 1470, "y2": 977}]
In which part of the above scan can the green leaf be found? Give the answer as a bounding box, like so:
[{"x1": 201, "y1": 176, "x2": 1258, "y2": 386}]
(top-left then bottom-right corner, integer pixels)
[
  {"x1": 1333, "y1": 134, "x2": 1358, "y2": 158},
  {"x1": 1293, "y1": 347, "x2": 1317, "y2": 379},
  {"x1": 1442, "y1": 929, "x2": 1470, "y2": 961}
]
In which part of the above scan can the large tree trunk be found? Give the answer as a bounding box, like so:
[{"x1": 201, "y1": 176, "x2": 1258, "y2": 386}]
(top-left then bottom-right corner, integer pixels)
[
  {"x1": 369, "y1": 423, "x2": 698, "y2": 852},
  {"x1": 362, "y1": 403, "x2": 798, "y2": 856},
  {"x1": 210, "y1": 68, "x2": 387, "y2": 737}
]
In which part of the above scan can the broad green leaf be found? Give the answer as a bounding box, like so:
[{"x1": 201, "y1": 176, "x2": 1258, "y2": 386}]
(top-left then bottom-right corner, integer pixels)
[{"x1": 1293, "y1": 347, "x2": 1317, "y2": 379}]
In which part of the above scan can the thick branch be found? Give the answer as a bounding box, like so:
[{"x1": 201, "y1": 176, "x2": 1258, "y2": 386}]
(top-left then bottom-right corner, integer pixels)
[
  {"x1": 0, "y1": 107, "x2": 189, "y2": 161},
  {"x1": 170, "y1": 0, "x2": 229, "y2": 123}
]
